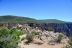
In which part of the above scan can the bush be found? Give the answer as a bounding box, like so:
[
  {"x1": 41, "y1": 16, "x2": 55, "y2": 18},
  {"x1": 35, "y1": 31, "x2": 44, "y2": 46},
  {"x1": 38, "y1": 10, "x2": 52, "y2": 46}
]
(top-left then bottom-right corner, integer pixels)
[
  {"x1": 63, "y1": 45, "x2": 72, "y2": 48},
  {"x1": 48, "y1": 27, "x2": 54, "y2": 31},
  {"x1": 0, "y1": 27, "x2": 23, "y2": 48},
  {"x1": 68, "y1": 37, "x2": 72, "y2": 46},
  {"x1": 31, "y1": 32, "x2": 40, "y2": 36},
  {"x1": 25, "y1": 33, "x2": 33, "y2": 44},
  {"x1": 56, "y1": 34, "x2": 63, "y2": 43}
]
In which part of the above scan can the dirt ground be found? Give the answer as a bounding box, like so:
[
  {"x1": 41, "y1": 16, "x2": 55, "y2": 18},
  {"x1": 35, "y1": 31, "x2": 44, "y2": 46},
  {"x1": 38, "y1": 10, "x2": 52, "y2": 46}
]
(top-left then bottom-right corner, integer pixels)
[{"x1": 18, "y1": 41, "x2": 67, "y2": 48}]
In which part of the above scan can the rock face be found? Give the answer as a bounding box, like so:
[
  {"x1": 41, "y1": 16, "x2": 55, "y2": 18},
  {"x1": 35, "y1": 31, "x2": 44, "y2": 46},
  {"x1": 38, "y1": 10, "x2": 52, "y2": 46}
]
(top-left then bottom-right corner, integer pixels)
[
  {"x1": 28, "y1": 23, "x2": 72, "y2": 36},
  {"x1": 0, "y1": 22, "x2": 72, "y2": 36}
]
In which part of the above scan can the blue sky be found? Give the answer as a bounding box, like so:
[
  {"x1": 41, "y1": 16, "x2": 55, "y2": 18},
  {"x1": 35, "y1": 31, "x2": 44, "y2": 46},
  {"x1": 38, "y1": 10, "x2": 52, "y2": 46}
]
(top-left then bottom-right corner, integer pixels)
[{"x1": 0, "y1": 0, "x2": 72, "y2": 22}]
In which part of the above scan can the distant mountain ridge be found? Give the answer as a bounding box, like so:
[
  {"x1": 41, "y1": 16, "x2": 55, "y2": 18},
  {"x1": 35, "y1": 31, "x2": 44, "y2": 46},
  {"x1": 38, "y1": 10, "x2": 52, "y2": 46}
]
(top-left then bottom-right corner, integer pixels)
[
  {"x1": 0, "y1": 15, "x2": 66, "y2": 23},
  {"x1": 38, "y1": 19, "x2": 65, "y2": 23},
  {"x1": 0, "y1": 15, "x2": 37, "y2": 23}
]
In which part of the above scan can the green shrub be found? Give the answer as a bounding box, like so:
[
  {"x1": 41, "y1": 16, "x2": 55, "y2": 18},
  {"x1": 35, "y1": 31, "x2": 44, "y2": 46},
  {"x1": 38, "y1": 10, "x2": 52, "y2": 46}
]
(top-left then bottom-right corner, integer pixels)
[
  {"x1": 56, "y1": 34, "x2": 63, "y2": 43},
  {"x1": 25, "y1": 33, "x2": 33, "y2": 44},
  {"x1": 0, "y1": 27, "x2": 9, "y2": 37},
  {"x1": 68, "y1": 37, "x2": 72, "y2": 46},
  {"x1": 31, "y1": 32, "x2": 40, "y2": 36},
  {"x1": 48, "y1": 27, "x2": 54, "y2": 31},
  {"x1": 0, "y1": 28, "x2": 23, "y2": 48},
  {"x1": 63, "y1": 45, "x2": 72, "y2": 48}
]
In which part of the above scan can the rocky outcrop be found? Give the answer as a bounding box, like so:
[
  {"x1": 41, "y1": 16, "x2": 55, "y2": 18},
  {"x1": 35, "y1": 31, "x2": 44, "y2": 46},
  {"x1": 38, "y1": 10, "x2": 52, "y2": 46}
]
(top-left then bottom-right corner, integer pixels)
[
  {"x1": 0, "y1": 22, "x2": 72, "y2": 36},
  {"x1": 28, "y1": 23, "x2": 72, "y2": 36},
  {"x1": 18, "y1": 31, "x2": 69, "y2": 48}
]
